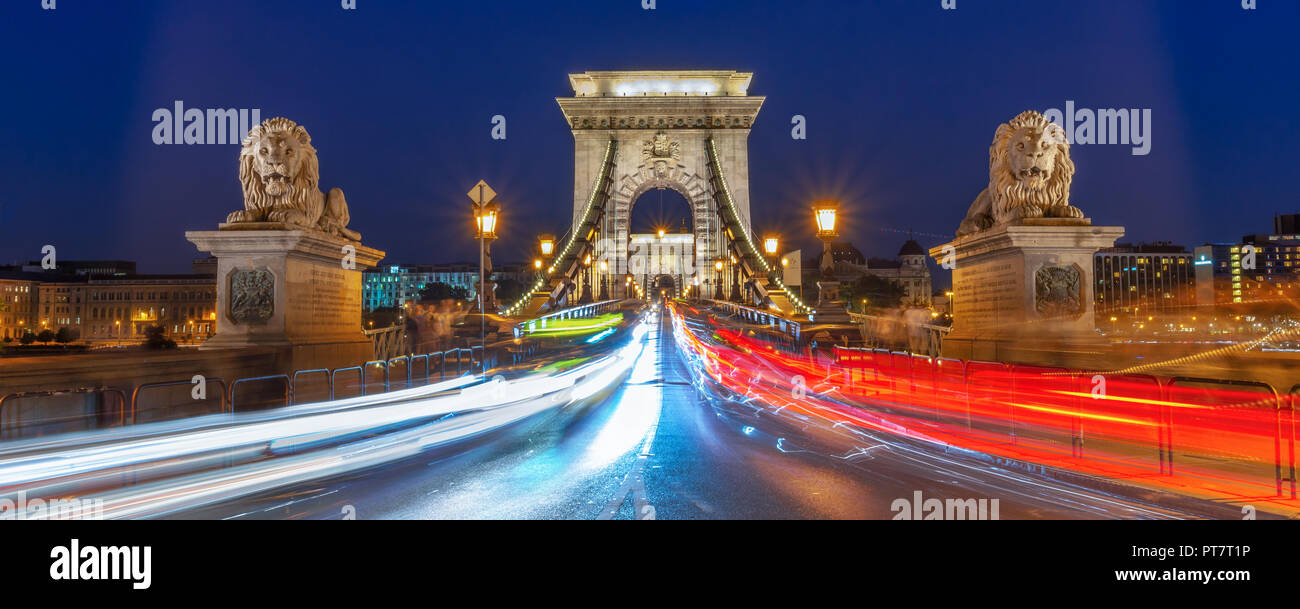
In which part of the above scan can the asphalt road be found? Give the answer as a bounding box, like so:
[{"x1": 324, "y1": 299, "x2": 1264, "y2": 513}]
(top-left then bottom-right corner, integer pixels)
[{"x1": 171, "y1": 307, "x2": 1235, "y2": 520}]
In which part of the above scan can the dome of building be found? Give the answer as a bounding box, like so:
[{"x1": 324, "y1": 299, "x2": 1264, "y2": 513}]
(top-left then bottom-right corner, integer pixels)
[{"x1": 898, "y1": 239, "x2": 925, "y2": 257}]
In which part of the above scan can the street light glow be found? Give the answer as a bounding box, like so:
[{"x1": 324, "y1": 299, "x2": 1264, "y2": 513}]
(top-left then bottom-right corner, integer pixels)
[{"x1": 812, "y1": 200, "x2": 839, "y2": 235}]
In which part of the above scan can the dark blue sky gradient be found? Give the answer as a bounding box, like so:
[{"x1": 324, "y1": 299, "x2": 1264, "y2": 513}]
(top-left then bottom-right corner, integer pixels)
[{"x1": 1, "y1": 0, "x2": 1296, "y2": 275}]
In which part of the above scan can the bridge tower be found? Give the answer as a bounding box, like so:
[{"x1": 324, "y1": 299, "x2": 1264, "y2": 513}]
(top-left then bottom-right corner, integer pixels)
[{"x1": 558, "y1": 70, "x2": 764, "y2": 300}]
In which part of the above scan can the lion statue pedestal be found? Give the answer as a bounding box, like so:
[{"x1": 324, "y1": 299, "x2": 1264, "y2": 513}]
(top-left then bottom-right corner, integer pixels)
[
  {"x1": 931, "y1": 222, "x2": 1123, "y2": 366},
  {"x1": 185, "y1": 117, "x2": 386, "y2": 374},
  {"x1": 931, "y1": 110, "x2": 1123, "y2": 368}
]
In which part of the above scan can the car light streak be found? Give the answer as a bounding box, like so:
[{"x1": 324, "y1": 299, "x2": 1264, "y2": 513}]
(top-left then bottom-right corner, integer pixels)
[
  {"x1": 0, "y1": 325, "x2": 650, "y2": 519},
  {"x1": 669, "y1": 303, "x2": 1300, "y2": 512}
]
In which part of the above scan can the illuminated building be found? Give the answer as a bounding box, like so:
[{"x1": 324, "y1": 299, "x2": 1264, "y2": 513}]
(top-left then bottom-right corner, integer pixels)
[
  {"x1": 1094, "y1": 242, "x2": 1195, "y2": 330},
  {"x1": 363, "y1": 263, "x2": 532, "y2": 311},
  {"x1": 1194, "y1": 214, "x2": 1300, "y2": 311}
]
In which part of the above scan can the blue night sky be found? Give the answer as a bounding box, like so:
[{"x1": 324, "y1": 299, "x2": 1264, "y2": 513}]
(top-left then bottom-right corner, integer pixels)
[{"x1": 0, "y1": 0, "x2": 1296, "y2": 277}]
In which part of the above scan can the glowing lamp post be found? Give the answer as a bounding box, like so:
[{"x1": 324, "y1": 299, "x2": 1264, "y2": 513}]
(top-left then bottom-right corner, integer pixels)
[
  {"x1": 473, "y1": 200, "x2": 500, "y2": 314},
  {"x1": 812, "y1": 200, "x2": 839, "y2": 275},
  {"x1": 762, "y1": 234, "x2": 781, "y2": 291},
  {"x1": 579, "y1": 254, "x2": 594, "y2": 304},
  {"x1": 468, "y1": 180, "x2": 501, "y2": 321},
  {"x1": 811, "y1": 200, "x2": 850, "y2": 323},
  {"x1": 599, "y1": 259, "x2": 610, "y2": 300}
]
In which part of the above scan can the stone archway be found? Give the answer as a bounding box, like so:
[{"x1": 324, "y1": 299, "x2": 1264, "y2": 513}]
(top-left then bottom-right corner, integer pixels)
[
  {"x1": 611, "y1": 169, "x2": 709, "y2": 288},
  {"x1": 652, "y1": 274, "x2": 677, "y2": 300},
  {"x1": 559, "y1": 70, "x2": 764, "y2": 300}
]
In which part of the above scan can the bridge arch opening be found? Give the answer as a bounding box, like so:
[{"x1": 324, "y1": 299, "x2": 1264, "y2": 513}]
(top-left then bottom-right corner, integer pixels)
[
  {"x1": 626, "y1": 185, "x2": 696, "y2": 300},
  {"x1": 629, "y1": 186, "x2": 693, "y2": 236}
]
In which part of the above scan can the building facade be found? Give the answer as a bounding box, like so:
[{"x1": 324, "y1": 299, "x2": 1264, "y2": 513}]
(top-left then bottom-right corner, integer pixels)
[
  {"x1": 37, "y1": 274, "x2": 217, "y2": 343},
  {"x1": 1194, "y1": 214, "x2": 1300, "y2": 311},
  {"x1": 362, "y1": 263, "x2": 533, "y2": 312},
  {"x1": 0, "y1": 275, "x2": 40, "y2": 341},
  {"x1": 808, "y1": 238, "x2": 933, "y2": 306},
  {"x1": 1094, "y1": 242, "x2": 1196, "y2": 332}
]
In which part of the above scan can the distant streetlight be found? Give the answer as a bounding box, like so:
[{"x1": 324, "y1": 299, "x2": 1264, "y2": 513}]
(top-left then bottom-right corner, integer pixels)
[
  {"x1": 538, "y1": 234, "x2": 555, "y2": 257},
  {"x1": 657, "y1": 228, "x2": 666, "y2": 239}
]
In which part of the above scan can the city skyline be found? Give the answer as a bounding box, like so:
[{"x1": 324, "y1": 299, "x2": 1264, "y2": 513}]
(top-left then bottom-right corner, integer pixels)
[{"x1": 2, "y1": 1, "x2": 1297, "y2": 274}]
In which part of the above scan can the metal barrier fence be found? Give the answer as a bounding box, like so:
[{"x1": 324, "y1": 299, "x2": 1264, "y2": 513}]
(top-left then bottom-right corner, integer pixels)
[
  {"x1": 0, "y1": 388, "x2": 128, "y2": 440},
  {"x1": 230, "y1": 374, "x2": 292, "y2": 412},
  {"x1": 0, "y1": 341, "x2": 524, "y2": 441},
  {"x1": 131, "y1": 378, "x2": 230, "y2": 424},
  {"x1": 832, "y1": 346, "x2": 1298, "y2": 499},
  {"x1": 0, "y1": 311, "x2": 623, "y2": 441}
]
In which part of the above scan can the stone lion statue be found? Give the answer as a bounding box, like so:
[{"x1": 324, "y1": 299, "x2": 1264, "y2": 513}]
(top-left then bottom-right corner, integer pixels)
[
  {"x1": 226, "y1": 117, "x2": 361, "y2": 241},
  {"x1": 956, "y1": 110, "x2": 1083, "y2": 238}
]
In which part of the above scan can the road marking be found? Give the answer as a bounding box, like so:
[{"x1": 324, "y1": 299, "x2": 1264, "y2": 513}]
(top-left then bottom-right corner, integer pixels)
[{"x1": 598, "y1": 311, "x2": 666, "y2": 521}]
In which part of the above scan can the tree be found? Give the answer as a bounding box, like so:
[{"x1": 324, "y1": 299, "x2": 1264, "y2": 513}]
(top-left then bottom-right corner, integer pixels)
[
  {"x1": 55, "y1": 327, "x2": 75, "y2": 344},
  {"x1": 418, "y1": 282, "x2": 471, "y2": 303},
  {"x1": 364, "y1": 306, "x2": 403, "y2": 329},
  {"x1": 36, "y1": 329, "x2": 55, "y2": 344},
  {"x1": 840, "y1": 274, "x2": 907, "y2": 313},
  {"x1": 143, "y1": 325, "x2": 177, "y2": 350},
  {"x1": 19, "y1": 331, "x2": 35, "y2": 346}
]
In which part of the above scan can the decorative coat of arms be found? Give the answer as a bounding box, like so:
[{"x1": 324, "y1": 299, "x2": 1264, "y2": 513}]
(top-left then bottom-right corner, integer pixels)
[
  {"x1": 1034, "y1": 265, "x2": 1082, "y2": 318},
  {"x1": 229, "y1": 269, "x2": 275, "y2": 324},
  {"x1": 641, "y1": 132, "x2": 681, "y2": 177}
]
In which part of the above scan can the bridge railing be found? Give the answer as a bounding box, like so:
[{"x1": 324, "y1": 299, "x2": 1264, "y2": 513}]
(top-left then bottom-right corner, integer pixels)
[
  {"x1": 706, "y1": 299, "x2": 801, "y2": 348},
  {"x1": 513, "y1": 299, "x2": 623, "y2": 337},
  {"x1": 364, "y1": 324, "x2": 408, "y2": 362},
  {"x1": 848, "y1": 311, "x2": 951, "y2": 358},
  {"x1": 0, "y1": 341, "x2": 520, "y2": 441}
]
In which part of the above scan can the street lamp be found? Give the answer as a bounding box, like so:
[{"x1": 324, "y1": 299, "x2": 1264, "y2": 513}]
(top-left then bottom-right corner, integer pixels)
[
  {"x1": 599, "y1": 260, "x2": 609, "y2": 300},
  {"x1": 472, "y1": 199, "x2": 500, "y2": 315},
  {"x1": 812, "y1": 200, "x2": 839, "y2": 274},
  {"x1": 764, "y1": 235, "x2": 779, "y2": 257},
  {"x1": 579, "y1": 254, "x2": 594, "y2": 304},
  {"x1": 811, "y1": 200, "x2": 848, "y2": 323}
]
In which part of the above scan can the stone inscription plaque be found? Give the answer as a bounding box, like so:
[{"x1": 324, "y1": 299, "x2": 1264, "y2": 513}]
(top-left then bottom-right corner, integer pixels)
[
  {"x1": 953, "y1": 260, "x2": 1021, "y2": 331},
  {"x1": 306, "y1": 267, "x2": 354, "y2": 332}
]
